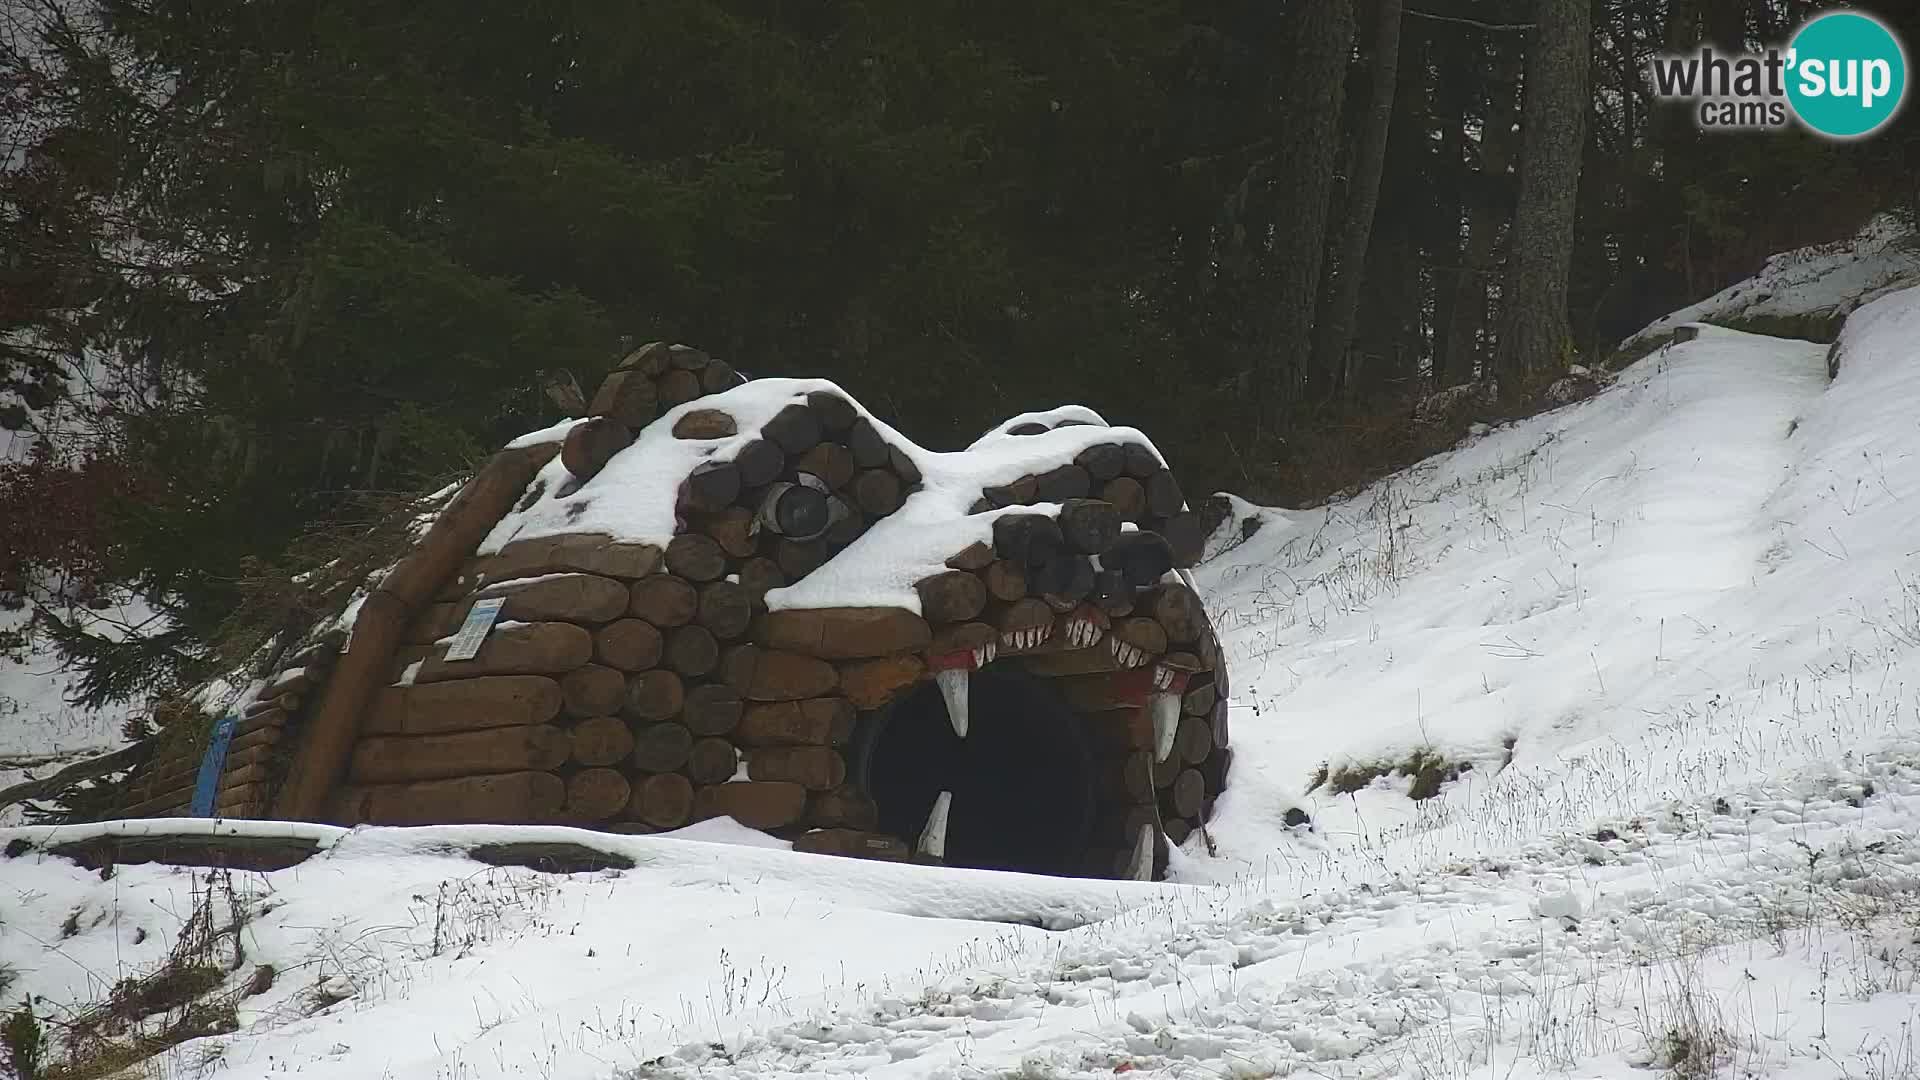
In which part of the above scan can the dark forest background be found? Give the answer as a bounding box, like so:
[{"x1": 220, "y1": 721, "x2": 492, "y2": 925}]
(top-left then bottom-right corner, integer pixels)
[{"x1": 2, "y1": 0, "x2": 1917, "y2": 705}]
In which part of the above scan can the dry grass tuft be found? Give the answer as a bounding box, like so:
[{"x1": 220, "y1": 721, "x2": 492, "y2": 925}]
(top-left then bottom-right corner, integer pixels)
[{"x1": 1308, "y1": 747, "x2": 1475, "y2": 802}]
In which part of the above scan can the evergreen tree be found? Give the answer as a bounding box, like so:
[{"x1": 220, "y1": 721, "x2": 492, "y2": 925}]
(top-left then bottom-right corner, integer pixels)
[{"x1": 2, "y1": 0, "x2": 1918, "y2": 707}]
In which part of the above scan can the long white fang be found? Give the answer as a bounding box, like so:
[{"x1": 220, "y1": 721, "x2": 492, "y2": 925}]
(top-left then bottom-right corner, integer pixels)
[
  {"x1": 936, "y1": 667, "x2": 969, "y2": 738},
  {"x1": 1151, "y1": 691, "x2": 1181, "y2": 762},
  {"x1": 1126, "y1": 823, "x2": 1155, "y2": 881},
  {"x1": 918, "y1": 790, "x2": 952, "y2": 860}
]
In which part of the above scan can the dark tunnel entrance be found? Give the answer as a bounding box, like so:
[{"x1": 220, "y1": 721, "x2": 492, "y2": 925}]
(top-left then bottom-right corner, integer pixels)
[{"x1": 858, "y1": 664, "x2": 1096, "y2": 877}]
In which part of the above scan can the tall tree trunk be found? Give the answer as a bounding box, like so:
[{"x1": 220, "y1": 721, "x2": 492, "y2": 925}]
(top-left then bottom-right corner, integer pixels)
[
  {"x1": 1259, "y1": 0, "x2": 1357, "y2": 419},
  {"x1": 1311, "y1": 0, "x2": 1404, "y2": 395},
  {"x1": 1443, "y1": 39, "x2": 1521, "y2": 383},
  {"x1": 1351, "y1": 17, "x2": 1429, "y2": 399},
  {"x1": 1492, "y1": 0, "x2": 1589, "y2": 381}
]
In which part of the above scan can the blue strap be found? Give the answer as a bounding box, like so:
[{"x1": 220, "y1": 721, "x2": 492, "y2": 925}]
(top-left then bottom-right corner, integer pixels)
[{"x1": 189, "y1": 711, "x2": 242, "y2": 817}]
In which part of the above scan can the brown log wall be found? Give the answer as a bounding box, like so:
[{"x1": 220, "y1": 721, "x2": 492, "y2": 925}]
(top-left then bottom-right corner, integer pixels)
[{"x1": 140, "y1": 343, "x2": 1233, "y2": 882}]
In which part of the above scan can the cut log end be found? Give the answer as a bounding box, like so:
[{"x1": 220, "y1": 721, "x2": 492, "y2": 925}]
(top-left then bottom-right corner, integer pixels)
[{"x1": 561, "y1": 417, "x2": 634, "y2": 481}]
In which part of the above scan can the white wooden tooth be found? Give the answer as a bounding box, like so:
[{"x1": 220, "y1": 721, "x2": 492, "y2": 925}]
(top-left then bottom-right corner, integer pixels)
[
  {"x1": 1151, "y1": 691, "x2": 1180, "y2": 762},
  {"x1": 1126, "y1": 823, "x2": 1155, "y2": 881},
  {"x1": 918, "y1": 790, "x2": 952, "y2": 860},
  {"x1": 936, "y1": 668, "x2": 969, "y2": 738}
]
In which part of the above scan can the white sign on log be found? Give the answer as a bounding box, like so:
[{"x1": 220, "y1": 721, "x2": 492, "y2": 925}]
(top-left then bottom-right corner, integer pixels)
[{"x1": 443, "y1": 597, "x2": 506, "y2": 662}]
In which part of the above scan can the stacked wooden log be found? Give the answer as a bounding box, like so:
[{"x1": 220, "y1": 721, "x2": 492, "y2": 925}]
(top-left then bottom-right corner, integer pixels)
[
  {"x1": 969, "y1": 438, "x2": 1208, "y2": 568},
  {"x1": 750, "y1": 520, "x2": 1231, "y2": 876},
  {"x1": 212, "y1": 637, "x2": 345, "y2": 817},
  {"x1": 336, "y1": 497, "x2": 1228, "y2": 872},
  {"x1": 248, "y1": 340, "x2": 1235, "y2": 882},
  {"x1": 115, "y1": 633, "x2": 344, "y2": 820},
  {"x1": 649, "y1": 388, "x2": 922, "y2": 595},
  {"x1": 325, "y1": 377, "x2": 927, "y2": 834},
  {"x1": 113, "y1": 711, "x2": 206, "y2": 819},
  {"x1": 937, "y1": 438, "x2": 1230, "y2": 872},
  {"x1": 332, "y1": 557, "x2": 887, "y2": 834},
  {"x1": 334, "y1": 556, "x2": 641, "y2": 826},
  {"x1": 560, "y1": 342, "x2": 748, "y2": 482}
]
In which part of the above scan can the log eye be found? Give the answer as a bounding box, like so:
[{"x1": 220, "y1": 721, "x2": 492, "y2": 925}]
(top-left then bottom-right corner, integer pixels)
[{"x1": 756, "y1": 474, "x2": 839, "y2": 542}]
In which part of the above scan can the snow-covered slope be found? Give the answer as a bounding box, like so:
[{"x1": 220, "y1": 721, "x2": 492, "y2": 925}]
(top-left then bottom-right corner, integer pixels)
[
  {"x1": 1624, "y1": 213, "x2": 1920, "y2": 348},
  {"x1": 0, "y1": 425, "x2": 144, "y2": 826},
  {"x1": 7, "y1": 253, "x2": 1920, "y2": 1080},
  {"x1": 1193, "y1": 313, "x2": 1914, "y2": 880}
]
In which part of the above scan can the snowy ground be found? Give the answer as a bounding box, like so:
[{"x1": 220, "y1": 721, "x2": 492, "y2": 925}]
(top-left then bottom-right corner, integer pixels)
[
  {"x1": 0, "y1": 605, "x2": 132, "y2": 779},
  {"x1": 6, "y1": 231, "x2": 1920, "y2": 1078}
]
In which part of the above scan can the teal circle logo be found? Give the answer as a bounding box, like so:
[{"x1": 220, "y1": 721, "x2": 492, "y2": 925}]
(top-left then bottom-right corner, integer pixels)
[{"x1": 1786, "y1": 12, "x2": 1907, "y2": 138}]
